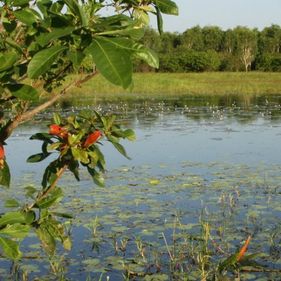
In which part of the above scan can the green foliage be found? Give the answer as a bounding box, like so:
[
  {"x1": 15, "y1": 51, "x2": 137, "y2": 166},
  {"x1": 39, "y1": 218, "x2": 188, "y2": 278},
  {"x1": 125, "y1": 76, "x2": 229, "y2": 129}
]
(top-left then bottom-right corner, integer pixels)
[
  {"x1": 256, "y1": 53, "x2": 281, "y2": 71},
  {"x1": 0, "y1": 0, "x2": 178, "y2": 262},
  {"x1": 0, "y1": 0, "x2": 175, "y2": 96},
  {"x1": 0, "y1": 237, "x2": 21, "y2": 259},
  {"x1": 6, "y1": 83, "x2": 39, "y2": 101},
  {"x1": 0, "y1": 211, "x2": 33, "y2": 228},
  {"x1": 134, "y1": 24, "x2": 281, "y2": 73},
  {"x1": 4, "y1": 108, "x2": 131, "y2": 263},
  {"x1": 0, "y1": 211, "x2": 34, "y2": 259},
  {"x1": 27, "y1": 45, "x2": 68, "y2": 79},
  {"x1": 160, "y1": 50, "x2": 221, "y2": 72},
  {"x1": 2, "y1": 110, "x2": 136, "y2": 260},
  {"x1": 30, "y1": 112, "x2": 135, "y2": 187},
  {"x1": 35, "y1": 209, "x2": 71, "y2": 255}
]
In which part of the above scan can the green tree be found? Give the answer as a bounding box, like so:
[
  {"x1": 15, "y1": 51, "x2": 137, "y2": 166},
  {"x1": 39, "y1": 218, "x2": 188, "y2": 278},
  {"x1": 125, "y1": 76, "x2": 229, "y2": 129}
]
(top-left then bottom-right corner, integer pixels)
[
  {"x1": 233, "y1": 26, "x2": 258, "y2": 72},
  {"x1": 222, "y1": 29, "x2": 237, "y2": 54},
  {"x1": 159, "y1": 50, "x2": 220, "y2": 72},
  {"x1": 256, "y1": 53, "x2": 281, "y2": 71},
  {"x1": 180, "y1": 26, "x2": 204, "y2": 51},
  {"x1": 258, "y1": 24, "x2": 281, "y2": 54},
  {"x1": 159, "y1": 31, "x2": 181, "y2": 53},
  {"x1": 202, "y1": 26, "x2": 223, "y2": 51},
  {"x1": 0, "y1": 0, "x2": 178, "y2": 260}
]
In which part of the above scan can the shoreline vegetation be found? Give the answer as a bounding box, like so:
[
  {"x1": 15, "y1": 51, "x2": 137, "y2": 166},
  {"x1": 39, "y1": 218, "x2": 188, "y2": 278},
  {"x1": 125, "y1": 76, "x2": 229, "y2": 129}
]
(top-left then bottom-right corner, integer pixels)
[{"x1": 63, "y1": 72, "x2": 281, "y2": 103}]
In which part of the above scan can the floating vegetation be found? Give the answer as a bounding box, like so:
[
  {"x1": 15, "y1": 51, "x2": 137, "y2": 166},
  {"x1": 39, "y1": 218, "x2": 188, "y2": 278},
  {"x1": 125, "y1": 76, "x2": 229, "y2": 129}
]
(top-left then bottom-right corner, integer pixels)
[{"x1": 1, "y1": 161, "x2": 280, "y2": 280}]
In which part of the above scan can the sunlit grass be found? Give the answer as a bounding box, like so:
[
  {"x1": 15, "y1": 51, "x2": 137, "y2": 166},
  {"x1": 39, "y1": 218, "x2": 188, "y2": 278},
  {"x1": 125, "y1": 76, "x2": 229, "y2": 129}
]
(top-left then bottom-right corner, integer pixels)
[{"x1": 64, "y1": 72, "x2": 281, "y2": 103}]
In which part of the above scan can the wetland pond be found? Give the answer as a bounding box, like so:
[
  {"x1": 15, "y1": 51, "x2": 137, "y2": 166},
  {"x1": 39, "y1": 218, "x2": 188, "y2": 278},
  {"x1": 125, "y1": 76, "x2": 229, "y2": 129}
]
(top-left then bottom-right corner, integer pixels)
[{"x1": 2, "y1": 95, "x2": 281, "y2": 280}]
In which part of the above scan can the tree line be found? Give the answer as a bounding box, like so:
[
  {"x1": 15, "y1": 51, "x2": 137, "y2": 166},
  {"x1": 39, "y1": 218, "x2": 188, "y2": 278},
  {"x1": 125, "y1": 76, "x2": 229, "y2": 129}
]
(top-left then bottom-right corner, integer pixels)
[{"x1": 135, "y1": 25, "x2": 281, "y2": 72}]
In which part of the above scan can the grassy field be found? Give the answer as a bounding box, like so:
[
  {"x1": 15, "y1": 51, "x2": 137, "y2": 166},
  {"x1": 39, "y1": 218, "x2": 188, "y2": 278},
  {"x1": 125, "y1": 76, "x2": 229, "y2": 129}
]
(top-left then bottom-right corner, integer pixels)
[{"x1": 64, "y1": 72, "x2": 281, "y2": 102}]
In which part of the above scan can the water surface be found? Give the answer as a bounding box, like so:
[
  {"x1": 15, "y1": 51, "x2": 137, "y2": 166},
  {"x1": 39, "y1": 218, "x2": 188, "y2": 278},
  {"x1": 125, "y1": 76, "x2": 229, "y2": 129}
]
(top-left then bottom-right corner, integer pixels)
[{"x1": 1, "y1": 95, "x2": 281, "y2": 280}]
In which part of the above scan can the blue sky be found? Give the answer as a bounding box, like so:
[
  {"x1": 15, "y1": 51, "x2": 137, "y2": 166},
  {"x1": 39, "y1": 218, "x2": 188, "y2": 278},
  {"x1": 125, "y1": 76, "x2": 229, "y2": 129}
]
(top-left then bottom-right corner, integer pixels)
[{"x1": 150, "y1": 0, "x2": 281, "y2": 32}]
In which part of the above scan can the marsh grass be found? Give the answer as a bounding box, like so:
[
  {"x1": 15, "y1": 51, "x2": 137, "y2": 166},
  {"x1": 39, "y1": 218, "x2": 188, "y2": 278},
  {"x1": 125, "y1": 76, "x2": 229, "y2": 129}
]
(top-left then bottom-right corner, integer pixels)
[{"x1": 63, "y1": 72, "x2": 281, "y2": 103}]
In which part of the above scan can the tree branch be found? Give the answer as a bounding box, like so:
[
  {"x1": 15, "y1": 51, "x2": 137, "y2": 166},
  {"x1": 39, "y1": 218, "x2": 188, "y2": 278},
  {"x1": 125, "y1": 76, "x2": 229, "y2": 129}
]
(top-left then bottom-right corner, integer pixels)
[
  {"x1": 27, "y1": 165, "x2": 67, "y2": 210},
  {"x1": 0, "y1": 71, "x2": 98, "y2": 143}
]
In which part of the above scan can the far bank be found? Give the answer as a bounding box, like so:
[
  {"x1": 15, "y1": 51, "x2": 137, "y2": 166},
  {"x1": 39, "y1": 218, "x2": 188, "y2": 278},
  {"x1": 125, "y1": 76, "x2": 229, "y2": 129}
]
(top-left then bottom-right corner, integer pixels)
[{"x1": 62, "y1": 72, "x2": 281, "y2": 103}]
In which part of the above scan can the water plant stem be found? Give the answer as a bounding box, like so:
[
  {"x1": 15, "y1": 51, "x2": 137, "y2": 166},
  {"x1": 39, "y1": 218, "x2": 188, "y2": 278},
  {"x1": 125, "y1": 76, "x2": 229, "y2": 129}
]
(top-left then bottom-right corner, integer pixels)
[{"x1": 161, "y1": 232, "x2": 174, "y2": 262}]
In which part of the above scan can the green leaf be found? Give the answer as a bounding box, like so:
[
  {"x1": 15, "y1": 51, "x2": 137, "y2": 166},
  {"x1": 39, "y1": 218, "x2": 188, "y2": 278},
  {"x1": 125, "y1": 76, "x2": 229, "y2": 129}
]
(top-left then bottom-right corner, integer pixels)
[
  {"x1": 2, "y1": 21, "x2": 17, "y2": 33},
  {"x1": 68, "y1": 50, "x2": 85, "y2": 69},
  {"x1": 0, "y1": 224, "x2": 30, "y2": 239},
  {"x1": 112, "y1": 142, "x2": 131, "y2": 160},
  {"x1": 24, "y1": 211, "x2": 36, "y2": 224},
  {"x1": 133, "y1": 9, "x2": 150, "y2": 26},
  {"x1": 97, "y1": 26, "x2": 144, "y2": 41},
  {"x1": 35, "y1": 187, "x2": 63, "y2": 209},
  {"x1": 30, "y1": 133, "x2": 53, "y2": 142},
  {"x1": 68, "y1": 132, "x2": 84, "y2": 145},
  {"x1": 24, "y1": 186, "x2": 38, "y2": 199},
  {"x1": 88, "y1": 37, "x2": 158, "y2": 69},
  {"x1": 0, "y1": 211, "x2": 29, "y2": 228},
  {"x1": 6, "y1": 84, "x2": 39, "y2": 101},
  {"x1": 71, "y1": 147, "x2": 89, "y2": 164},
  {"x1": 68, "y1": 160, "x2": 80, "y2": 181},
  {"x1": 5, "y1": 38, "x2": 24, "y2": 54},
  {"x1": 0, "y1": 52, "x2": 18, "y2": 72},
  {"x1": 123, "y1": 129, "x2": 136, "y2": 141},
  {"x1": 27, "y1": 153, "x2": 50, "y2": 163},
  {"x1": 88, "y1": 146, "x2": 106, "y2": 172},
  {"x1": 0, "y1": 237, "x2": 21, "y2": 259},
  {"x1": 218, "y1": 253, "x2": 239, "y2": 272},
  {"x1": 155, "y1": 0, "x2": 179, "y2": 15},
  {"x1": 87, "y1": 167, "x2": 105, "y2": 187},
  {"x1": 4, "y1": 199, "x2": 20, "y2": 208},
  {"x1": 155, "y1": 6, "x2": 163, "y2": 34},
  {"x1": 36, "y1": 0, "x2": 52, "y2": 17},
  {"x1": 14, "y1": 8, "x2": 40, "y2": 25},
  {"x1": 53, "y1": 113, "x2": 61, "y2": 125},
  {"x1": 41, "y1": 162, "x2": 58, "y2": 188},
  {"x1": 64, "y1": 0, "x2": 88, "y2": 26},
  {"x1": 27, "y1": 45, "x2": 67, "y2": 79},
  {"x1": 87, "y1": 37, "x2": 133, "y2": 89},
  {"x1": 133, "y1": 45, "x2": 159, "y2": 68},
  {"x1": 0, "y1": 161, "x2": 11, "y2": 188},
  {"x1": 36, "y1": 224, "x2": 56, "y2": 255},
  {"x1": 36, "y1": 215, "x2": 70, "y2": 254},
  {"x1": 13, "y1": 0, "x2": 30, "y2": 6},
  {"x1": 36, "y1": 27, "x2": 75, "y2": 47}
]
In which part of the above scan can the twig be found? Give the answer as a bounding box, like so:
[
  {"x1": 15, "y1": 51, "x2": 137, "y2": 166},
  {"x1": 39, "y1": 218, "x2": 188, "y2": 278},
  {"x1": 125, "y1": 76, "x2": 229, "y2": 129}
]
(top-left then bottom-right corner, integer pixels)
[
  {"x1": 40, "y1": 165, "x2": 67, "y2": 200},
  {"x1": 27, "y1": 165, "x2": 67, "y2": 210}
]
